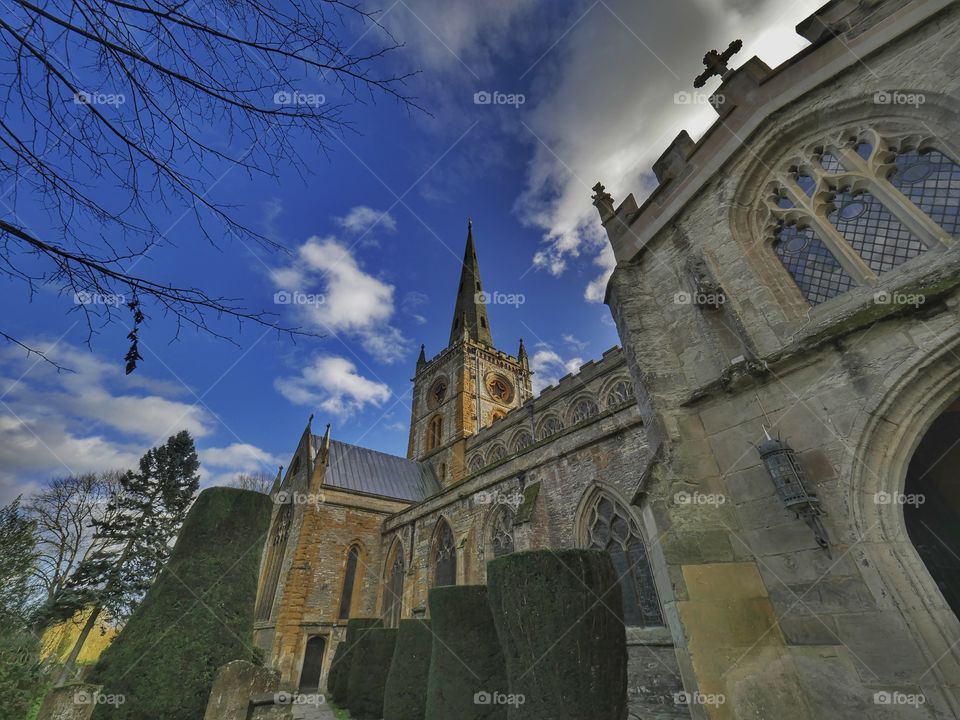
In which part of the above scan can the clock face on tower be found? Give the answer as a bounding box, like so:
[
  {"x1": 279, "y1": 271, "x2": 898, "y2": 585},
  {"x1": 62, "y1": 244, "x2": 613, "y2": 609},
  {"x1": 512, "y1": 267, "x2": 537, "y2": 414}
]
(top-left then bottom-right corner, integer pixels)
[{"x1": 487, "y1": 375, "x2": 514, "y2": 403}]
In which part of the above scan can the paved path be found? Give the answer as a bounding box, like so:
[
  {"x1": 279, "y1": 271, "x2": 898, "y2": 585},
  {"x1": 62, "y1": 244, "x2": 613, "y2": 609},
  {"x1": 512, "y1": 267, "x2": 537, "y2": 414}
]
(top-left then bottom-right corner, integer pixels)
[{"x1": 290, "y1": 699, "x2": 338, "y2": 719}]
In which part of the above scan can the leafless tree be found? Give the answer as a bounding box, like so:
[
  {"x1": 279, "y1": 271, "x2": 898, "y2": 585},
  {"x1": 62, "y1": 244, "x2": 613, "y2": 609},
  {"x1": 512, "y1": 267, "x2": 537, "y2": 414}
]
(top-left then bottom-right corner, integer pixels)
[
  {"x1": 0, "y1": 0, "x2": 420, "y2": 369},
  {"x1": 25, "y1": 471, "x2": 122, "y2": 611},
  {"x1": 229, "y1": 471, "x2": 277, "y2": 494}
]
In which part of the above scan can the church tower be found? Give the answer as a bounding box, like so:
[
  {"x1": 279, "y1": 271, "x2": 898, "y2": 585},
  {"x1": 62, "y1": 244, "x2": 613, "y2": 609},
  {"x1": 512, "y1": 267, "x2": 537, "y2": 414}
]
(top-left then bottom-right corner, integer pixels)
[{"x1": 407, "y1": 220, "x2": 532, "y2": 486}]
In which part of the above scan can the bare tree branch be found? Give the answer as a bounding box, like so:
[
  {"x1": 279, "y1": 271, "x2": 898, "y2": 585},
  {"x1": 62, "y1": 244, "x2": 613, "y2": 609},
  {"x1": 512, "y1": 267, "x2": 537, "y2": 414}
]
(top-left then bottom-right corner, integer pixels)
[{"x1": 0, "y1": 0, "x2": 423, "y2": 367}]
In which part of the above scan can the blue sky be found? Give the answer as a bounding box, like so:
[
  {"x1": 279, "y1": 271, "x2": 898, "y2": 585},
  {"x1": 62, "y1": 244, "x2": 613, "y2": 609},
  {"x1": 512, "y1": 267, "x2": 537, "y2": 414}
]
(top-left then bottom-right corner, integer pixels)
[{"x1": 0, "y1": 0, "x2": 824, "y2": 502}]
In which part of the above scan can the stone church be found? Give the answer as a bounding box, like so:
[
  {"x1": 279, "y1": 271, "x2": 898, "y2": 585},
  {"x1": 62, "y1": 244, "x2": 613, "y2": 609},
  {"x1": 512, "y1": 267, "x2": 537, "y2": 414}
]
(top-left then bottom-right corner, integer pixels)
[{"x1": 253, "y1": 1, "x2": 960, "y2": 717}]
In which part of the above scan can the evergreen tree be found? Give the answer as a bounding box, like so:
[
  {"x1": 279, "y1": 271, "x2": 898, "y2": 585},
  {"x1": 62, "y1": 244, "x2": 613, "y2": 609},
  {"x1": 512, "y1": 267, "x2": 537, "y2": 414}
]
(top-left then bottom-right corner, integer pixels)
[
  {"x1": 49, "y1": 431, "x2": 200, "y2": 682},
  {"x1": 0, "y1": 497, "x2": 45, "y2": 717}
]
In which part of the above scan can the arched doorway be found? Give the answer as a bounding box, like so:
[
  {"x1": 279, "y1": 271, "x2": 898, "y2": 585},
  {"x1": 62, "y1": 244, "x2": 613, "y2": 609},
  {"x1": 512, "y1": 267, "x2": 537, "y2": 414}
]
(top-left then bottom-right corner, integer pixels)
[
  {"x1": 298, "y1": 636, "x2": 326, "y2": 691},
  {"x1": 903, "y1": 397, "x2": 960, "y2": 617}
]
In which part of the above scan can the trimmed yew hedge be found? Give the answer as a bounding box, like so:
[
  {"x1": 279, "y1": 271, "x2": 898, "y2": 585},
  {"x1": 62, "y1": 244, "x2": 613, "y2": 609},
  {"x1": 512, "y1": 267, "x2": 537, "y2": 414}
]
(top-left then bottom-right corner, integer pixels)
[
  {"x1": 325, "y1": 643, "x2": 347, "y2": 696},
  {"x1": 425, "y1": 585, "x2": 508, "y2": 720},
  {"x1": 88, "y1": 487, "x2": 271, "y2": 720},
  {"x1": 487, "y1": 549, "x2": 628, "y2": 719},
  {"x1": 331, "y1": 618, "x2": 382, "y2": 706},
  {"x1": 346, "y1": 627, "x2": 398, "y2": 719},
  {"x1": 383, "y1": 619, "x2": 432, "y2": 720}
]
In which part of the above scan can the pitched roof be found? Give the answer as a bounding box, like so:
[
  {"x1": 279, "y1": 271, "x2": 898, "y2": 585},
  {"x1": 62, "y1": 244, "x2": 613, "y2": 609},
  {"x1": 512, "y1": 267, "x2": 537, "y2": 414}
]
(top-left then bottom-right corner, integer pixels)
[{"x1": 320, "y1": 438, "x2": 440, "y2": 502}]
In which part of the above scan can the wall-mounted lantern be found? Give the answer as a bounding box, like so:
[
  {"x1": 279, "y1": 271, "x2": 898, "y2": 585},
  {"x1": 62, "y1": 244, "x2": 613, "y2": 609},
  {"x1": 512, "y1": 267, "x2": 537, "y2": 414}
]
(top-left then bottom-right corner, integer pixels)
[{"x1": 757, "y1": 429, "x2": 830, "y2": 555}]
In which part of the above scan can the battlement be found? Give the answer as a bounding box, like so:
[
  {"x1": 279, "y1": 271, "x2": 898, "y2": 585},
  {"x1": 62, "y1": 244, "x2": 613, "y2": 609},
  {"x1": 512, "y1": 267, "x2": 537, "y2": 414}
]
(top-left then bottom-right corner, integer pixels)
[
  {"x1": 464, "y1": 346, "x2": 633, "y2": 462},
  {"x1": 595, "y1": 0, "x2": 944, "y2": 271}
]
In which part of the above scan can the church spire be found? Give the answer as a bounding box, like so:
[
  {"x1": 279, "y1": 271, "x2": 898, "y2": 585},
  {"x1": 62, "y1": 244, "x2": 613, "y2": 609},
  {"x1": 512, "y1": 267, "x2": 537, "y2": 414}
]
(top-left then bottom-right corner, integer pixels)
[{"x1": 448, "y1": 218, "x2": 493, "y2": 347}]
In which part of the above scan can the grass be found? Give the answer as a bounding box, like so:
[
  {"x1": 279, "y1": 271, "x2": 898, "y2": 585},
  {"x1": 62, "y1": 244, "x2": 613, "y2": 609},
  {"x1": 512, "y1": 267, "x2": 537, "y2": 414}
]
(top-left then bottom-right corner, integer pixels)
[{"x1": 327, "y1": 700, "x2": 351, "y2": 718}]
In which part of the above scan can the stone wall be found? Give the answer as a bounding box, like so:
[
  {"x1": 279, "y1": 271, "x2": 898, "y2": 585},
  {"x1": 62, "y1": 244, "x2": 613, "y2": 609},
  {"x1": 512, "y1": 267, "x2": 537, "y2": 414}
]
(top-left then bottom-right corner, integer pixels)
[
  {"x1": 605, "y1": 2, "x2": 960, "y2": 717},
  {"x1": 379, "y1": 349, "x2": 688, "y2": 717}
]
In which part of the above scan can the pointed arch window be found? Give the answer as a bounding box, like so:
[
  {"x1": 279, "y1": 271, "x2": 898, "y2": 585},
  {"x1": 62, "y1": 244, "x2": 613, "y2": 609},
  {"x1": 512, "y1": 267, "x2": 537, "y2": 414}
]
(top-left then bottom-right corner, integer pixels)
[
  {"x1": 762, "y1": 130, "x2": 957, "y2": 306},
  {"x1": 537, "y1": 415, "x2": 563, "y2": 440},
  {"x1": 255, "y1": 502, "x2": 292, "y2": 621},
  {"x1": 571, "y1": 398, "x2": 599, "y2": 424},
  {"x1": 468, "y1": 455, "x2": 485, "y2": 473},
  {"x1": 605, "y1": 379, "x2": 634, "y2": 408},
  {"x1": 384, "y1": 545, "x2": 405, "y2": 627},
  {"x1": 338, "y1": 545, "x2": 361, "y2": 619},
  {"x1": 433, "y1": 520, "x2": 457, "y2": 587},
  {"x1": 490, "y1": 507, "x2": 515, "y2": 558},
  {"x1": 487, "y1": 444, "x2": 507, "y2": 464},
  {"x1": 426, "y1": 415, "x2": 443, "y2": 452},
  {"x1": 583, "y1": 492, "x2": 663, "y2": 628},
  {"x1": 512, "y1": 431, "x2": 533, "y2": 453}
]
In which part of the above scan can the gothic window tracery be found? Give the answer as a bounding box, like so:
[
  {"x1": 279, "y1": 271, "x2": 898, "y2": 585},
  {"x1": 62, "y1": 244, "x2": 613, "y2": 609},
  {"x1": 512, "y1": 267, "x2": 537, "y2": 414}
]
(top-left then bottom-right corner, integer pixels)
[
  {"x1": 384, "y1": 545, "x2": 404, "y2": 627},
  {"x1": 512, "y1": 431, "x2": 533, "y2": 453},
  {"x1": 583, "y1": 492, "x2": 663, "y2": 628},
  {"x1": 490, "y1": 507, "x2": 516, "y2": 558},
  {"x1": 468, "y1": 455, "x2": 485, "y2": 473},
  {"x1": 487, "y1": 444, "x2": 507, "y2": 464},
  {"x1": 338, "y1": 545, "x2": 361, "y2": 619},
  {"x1": 570, "y1": 398, "x2": 599, "y2": 424},
  {"x1": 762, "y1": 128, "x2": 958, "y2": 305},
  {"x1": 255, "y1": 503, "x2": 292, "y2": 621},
  {"x1": 433, "y1": 520, "x2": 457, "y2": 587},
  {"x1": 605, "y1": 379, "x2": 634, "y2": 408},
  {"x1": 537, "y1": 415, "x2": 563, "y2": 440}
]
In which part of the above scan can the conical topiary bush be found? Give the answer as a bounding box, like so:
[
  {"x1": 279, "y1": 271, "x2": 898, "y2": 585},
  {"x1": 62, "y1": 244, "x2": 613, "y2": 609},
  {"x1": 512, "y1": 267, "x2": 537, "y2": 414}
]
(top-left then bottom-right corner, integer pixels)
[
  {"x1": 383, "y1": 619, "x2": 432, "y2": 720},
  {"x1": 325, "y1": 642, "x2": 348, "y2": 696},
  {"x1": 425, "y1": 585, "x2": 508, "y2": 720},
  {"x1": 87, "y1": 488, "x2": 272, "y2": 720},
  {"x1": 331, "y1": 618, "x2": 382, "y2": 706},
  {"x1": 487, "y1": 549, "x2": 628, "y2": 719},
  {"x1": 346, "y1": 627, "x2": 398, "y2": 719}
]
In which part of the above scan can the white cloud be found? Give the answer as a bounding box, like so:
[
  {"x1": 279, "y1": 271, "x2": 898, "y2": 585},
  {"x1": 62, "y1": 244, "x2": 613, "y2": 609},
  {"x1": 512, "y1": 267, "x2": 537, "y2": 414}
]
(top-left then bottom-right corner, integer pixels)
[
  {"x1": 561, "y1": 333, "x2": 588, "y2": 353},
  {"x1": 275, "y1": 356, "x2": 392, "y2": 417},
  {"x1": 200, "y1": 442, "x2": 285, "y2": 487},
  {"x1": 0, "y1": 340, "x2": 221, "y2": 503},
  {"x1": 530, "y1": 346, "x2": 584, "y2": 394},
  {"x1": 402, "y1": 291, "x2": 429, "y2": 325},
  {"x1": 272, "y1": 235, "x2": 411, "y2": 363},
  {"x1": 382, "y1": 0, "x2": 539, "y2": 75},
  {"x1": 336, "y1": 206, "x2": 397, "y2": 235},
  {"x1": 512, "y1": 0, "x2": 822, "y2": 300}
]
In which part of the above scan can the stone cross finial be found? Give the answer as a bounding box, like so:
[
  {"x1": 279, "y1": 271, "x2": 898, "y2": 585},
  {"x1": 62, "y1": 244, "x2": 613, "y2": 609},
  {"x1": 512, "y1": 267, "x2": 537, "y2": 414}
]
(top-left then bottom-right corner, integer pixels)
[{"x1": 694, "y1": 39, "x2": 743, "y2": 88}]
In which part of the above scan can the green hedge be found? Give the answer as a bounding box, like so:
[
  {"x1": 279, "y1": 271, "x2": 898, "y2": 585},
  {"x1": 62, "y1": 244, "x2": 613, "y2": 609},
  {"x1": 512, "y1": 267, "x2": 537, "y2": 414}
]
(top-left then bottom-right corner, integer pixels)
[
  {"x1": 331, "y1": 618, "x2": 382, "y2": 706},
  {"x1": 88, "y1": 487, "x2": 271, "y2": 720},
  {"x1": 325, "y1": 642, "x2": 348, "y2": 696},
  {"x1": 383, "y1": 619, "x2": 432, "y2": 720},
  {"x1": 425, "y1": 586, "x2": 508, "y2": 720},
  {"x1": 487, "y1": 549, "x2": 628, "y2": 719},
  {"x1": 346, "y1": 628, "x2": 398, "y2": 719}
]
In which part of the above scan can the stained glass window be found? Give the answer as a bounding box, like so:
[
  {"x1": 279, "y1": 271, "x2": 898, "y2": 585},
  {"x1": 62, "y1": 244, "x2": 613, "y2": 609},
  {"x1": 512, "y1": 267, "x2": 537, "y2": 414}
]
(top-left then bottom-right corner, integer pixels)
[
  {"x1": 338, "y1": 545, "x2": 361, "y2": 619},
  {"x1": 434, "y1": 521, "x2": 457, "y2": 587},
  {"x1": 889, "y1": 149, "x2": 960, "y2": 237},
  {"x1": 828, "y1": 189, "x2": 925, "y2": 274},
  {"x1": 773, "y1": 224, "x2": 855, "y2": 305},
  {"x1": 585, "y1": 494, "x2": 663, "y2": 628},
  {"x1": 766, "y1": 136, "x2": 958, "y2": 307}
]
